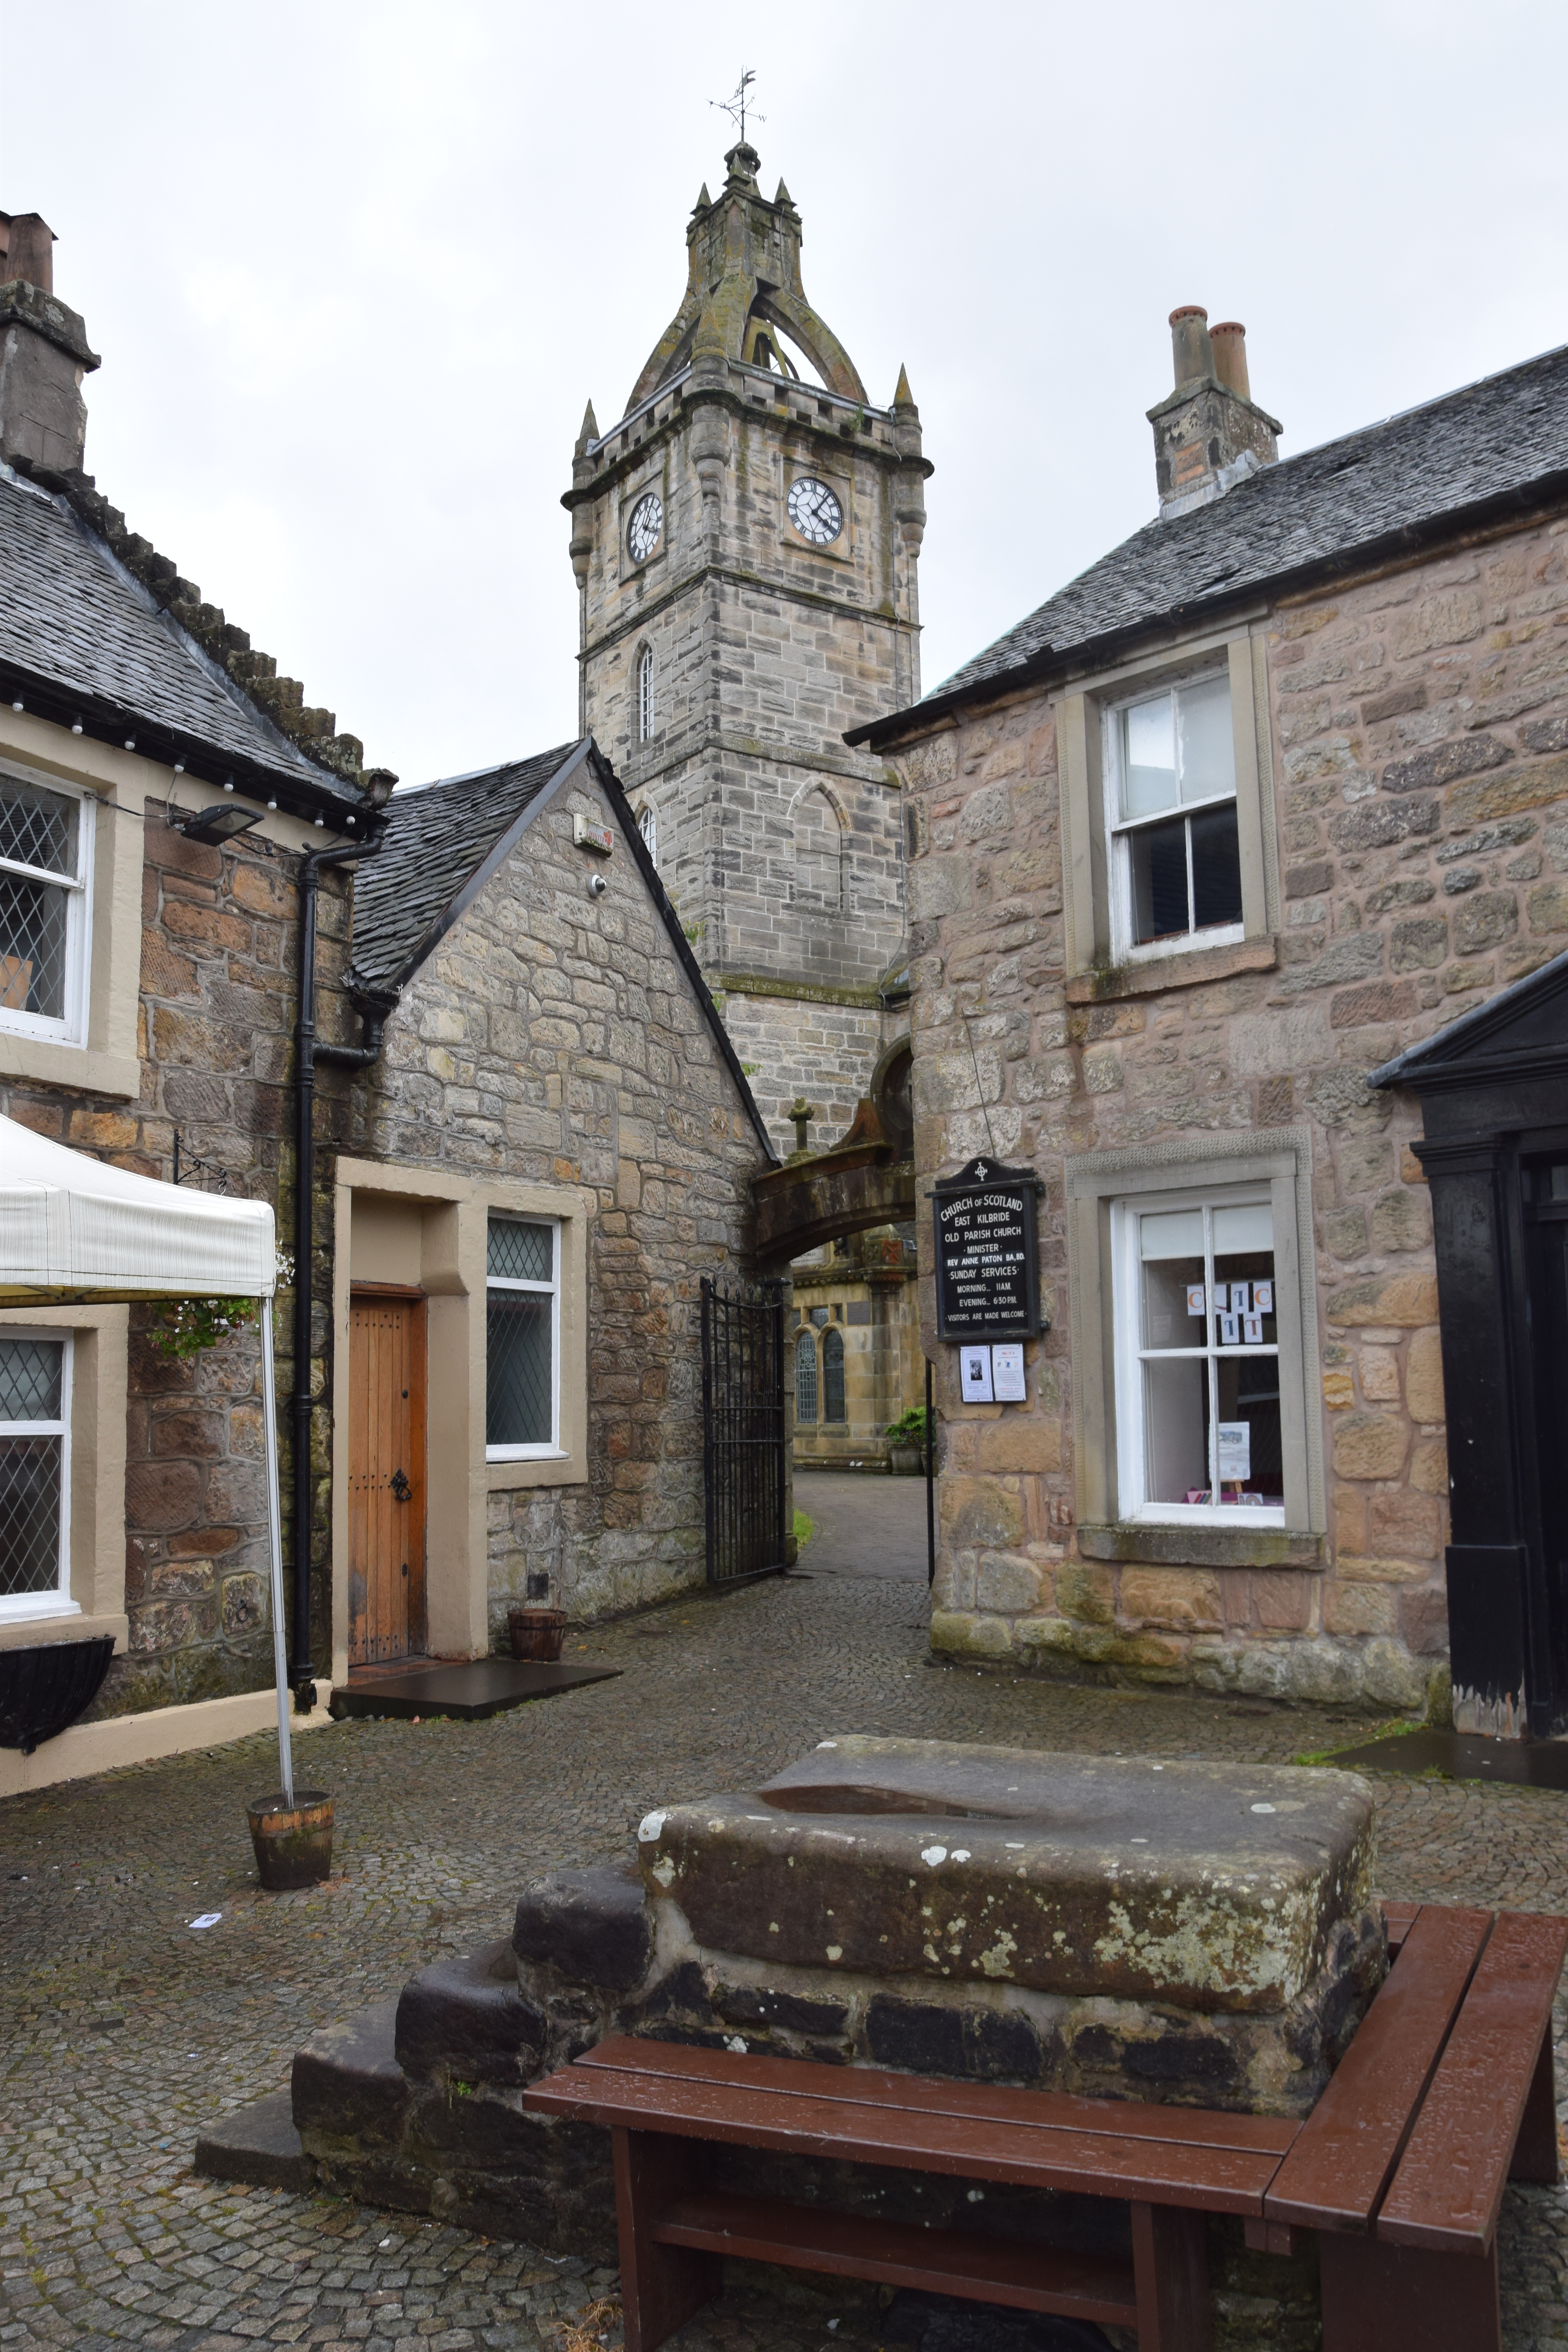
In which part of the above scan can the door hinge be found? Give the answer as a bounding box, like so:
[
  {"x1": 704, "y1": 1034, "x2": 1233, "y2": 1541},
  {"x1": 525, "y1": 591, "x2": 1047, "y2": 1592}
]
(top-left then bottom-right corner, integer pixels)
[{"x1": 389, "y1": 1467, "x2": 412, "y2": 1502}]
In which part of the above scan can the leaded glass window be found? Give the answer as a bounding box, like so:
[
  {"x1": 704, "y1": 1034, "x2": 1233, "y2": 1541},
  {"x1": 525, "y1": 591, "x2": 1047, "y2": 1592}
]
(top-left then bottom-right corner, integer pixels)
[
  {"x1": 638, "y1": 645, "x2": 655, "y2": 742},
  {"x1": 486, "y1": 1218, "x2": 559, "y2": 1455},
  {"x1": 0, "y1": 772, "x2": 92, "y2": 1040},
  {"x1": 795, "y1": 1330, "x2": 818, "y2": 1424},
  {"x1": 822, "y1": 1326, "x2": 846, "y2": 1424},
  {"x1": 0, "y1": 1333, "x2": 71, "y2": 1616}
]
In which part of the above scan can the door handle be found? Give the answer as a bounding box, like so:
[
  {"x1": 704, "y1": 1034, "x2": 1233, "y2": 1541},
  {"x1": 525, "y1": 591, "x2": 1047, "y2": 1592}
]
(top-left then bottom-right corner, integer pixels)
[{"x1": 389, "y1": 1467, "x2": 412, "y2": 1503}]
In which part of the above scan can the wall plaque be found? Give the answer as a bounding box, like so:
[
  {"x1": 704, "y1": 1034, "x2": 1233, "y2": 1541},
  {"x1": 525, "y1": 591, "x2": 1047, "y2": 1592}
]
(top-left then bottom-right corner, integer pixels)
[{"x1": 932, "y1": 1157, "x2": 1045, "y2": 1341}]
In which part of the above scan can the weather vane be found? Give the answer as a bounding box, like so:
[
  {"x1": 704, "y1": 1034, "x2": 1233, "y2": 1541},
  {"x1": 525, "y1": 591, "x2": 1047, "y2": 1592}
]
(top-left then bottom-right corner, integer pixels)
[{"x1": 711, "y1": 68, "x2": 763, "y2": 144}]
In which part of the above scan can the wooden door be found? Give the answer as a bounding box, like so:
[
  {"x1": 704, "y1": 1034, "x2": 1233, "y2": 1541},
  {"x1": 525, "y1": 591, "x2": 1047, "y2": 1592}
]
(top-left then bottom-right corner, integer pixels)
[{"x1": 347, "y1": 1291, "x2": 427, "y2": 1666}]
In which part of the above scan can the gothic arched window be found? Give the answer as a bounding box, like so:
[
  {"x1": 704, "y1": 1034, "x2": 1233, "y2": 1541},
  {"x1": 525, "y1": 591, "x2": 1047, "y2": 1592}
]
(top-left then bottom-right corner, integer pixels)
[
  {"x1": 637, "y1": 645, "x2": 655, "y2": 742},
  {"x1": 638, "y1": 802, "x2": 658, "y2": 868},
  {"x1": 792, "y1": 784, "x2": 843, "y2": 911},
  {"x1": 795, "y1": 1330, "x2": 818, "y2": 1424},
  {"x1": 822, "y1": 1326, "x2": 846, "y2": 1423}
]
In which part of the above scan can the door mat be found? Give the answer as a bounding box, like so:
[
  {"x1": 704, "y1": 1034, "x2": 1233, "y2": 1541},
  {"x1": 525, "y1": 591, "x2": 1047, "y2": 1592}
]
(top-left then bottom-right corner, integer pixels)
[
  {"x1": 331, "y1": 1659, "x2": 621, "y2": 1722},
  {"x1": 1322, "y1": 1726, "x2": 1568, "y2": 1789}
]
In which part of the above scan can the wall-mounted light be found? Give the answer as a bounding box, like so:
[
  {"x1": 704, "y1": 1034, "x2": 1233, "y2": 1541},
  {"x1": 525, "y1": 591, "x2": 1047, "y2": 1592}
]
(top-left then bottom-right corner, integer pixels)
[
  {"x1": 10, "y1": 699, "x2": 23, "y2": 714},
  {"x1": 266, "y1": 796, "x2": 278, "y2": 811},
  {"x1": 123, "y1": 737, "x2": 136, "y2": 751},
  {"x1": 71, "y1": 717, "x2": 83, "y2": 736},
  {"x1": 172, "y1": 759, "x2": 184, "y2": 773},
  {"x1": 222, "y1": 776, "x2": 235, "y2": 793},
  {"x1": 175, "y1": 802, "x2": 262, "y2": 845}
]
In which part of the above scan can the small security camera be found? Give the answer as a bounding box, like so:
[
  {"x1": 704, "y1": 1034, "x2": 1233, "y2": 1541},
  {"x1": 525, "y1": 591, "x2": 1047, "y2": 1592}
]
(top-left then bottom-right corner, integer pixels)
[{"x1": 587, "y1": 871, "x2": 608, "y2": 898}]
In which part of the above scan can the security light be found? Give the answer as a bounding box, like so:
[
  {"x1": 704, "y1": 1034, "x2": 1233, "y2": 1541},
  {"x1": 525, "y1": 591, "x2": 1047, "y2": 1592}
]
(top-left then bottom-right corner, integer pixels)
[{"x1": 175, "y1": 802, "x2": 263, "y2": 844}]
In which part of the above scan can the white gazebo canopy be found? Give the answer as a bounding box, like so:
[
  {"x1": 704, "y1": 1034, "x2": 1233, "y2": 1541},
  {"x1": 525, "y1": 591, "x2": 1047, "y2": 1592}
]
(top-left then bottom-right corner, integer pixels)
[
  {"x1": 0, "y1": 1113, "x2": 275, "y2": 1301},
  {"x1": 0, "y1": 1112, "x2": 296, "y2": 1799}
]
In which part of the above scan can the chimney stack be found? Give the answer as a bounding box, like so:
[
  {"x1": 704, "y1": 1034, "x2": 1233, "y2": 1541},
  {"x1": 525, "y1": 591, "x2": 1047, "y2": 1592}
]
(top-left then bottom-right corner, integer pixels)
[
  {"x1": 0, "y1": 211, "x2": 99, "y2": 477},
  {"x1": 1148, "y1": 305, "x2": 1279, "y2": 519}
]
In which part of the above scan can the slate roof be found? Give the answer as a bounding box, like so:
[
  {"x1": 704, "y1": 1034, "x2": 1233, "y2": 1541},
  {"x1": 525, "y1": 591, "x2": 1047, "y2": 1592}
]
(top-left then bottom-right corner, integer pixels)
[
  {"x1": 348, "y1": 735, "x2": 777, "y2": 1160},
  {"x1": 851, "y1": 342, "x2": 1568, "y2": 746},
  {"x1": 0, "y1": 466, "x2": 364, "y2": 812},
  {"x1": 349, "y1": 740, "x2": 585, "y2": 992}
]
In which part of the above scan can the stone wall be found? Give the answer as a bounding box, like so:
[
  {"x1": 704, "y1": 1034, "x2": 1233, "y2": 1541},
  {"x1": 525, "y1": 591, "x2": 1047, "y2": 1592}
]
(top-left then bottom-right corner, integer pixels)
[
  {"x1": 792, "y1": 1237, "x2": 921, "y2": 1470},
  {"x1": 575, "y1": 374, "x2": 914, "y2": 1161},
  {"x1": 332, "y1": 762, "x2": 764, "y2": 1626},
  {"x1": 0, "y1": 811, "x2": 334, "y2": 1714},
  {"x1": 899, "y1": 512, "x2": 1568, "y2": 1711}
]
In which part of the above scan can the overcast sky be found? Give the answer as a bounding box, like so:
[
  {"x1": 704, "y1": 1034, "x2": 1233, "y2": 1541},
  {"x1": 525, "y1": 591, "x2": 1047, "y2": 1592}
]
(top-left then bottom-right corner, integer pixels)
[{"x1": 7, "y1": 1, "x2": 1568, "y2": 787}]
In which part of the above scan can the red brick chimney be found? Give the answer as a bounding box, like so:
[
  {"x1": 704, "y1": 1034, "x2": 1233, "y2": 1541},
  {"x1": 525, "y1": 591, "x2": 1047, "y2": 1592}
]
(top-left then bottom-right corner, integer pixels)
[
  {"x1": 1147, "y1": 307, "x2": 1279, "y2": 518},
  {"x1": 0, "y1": 211, "x2": 100, "y2": 475}
]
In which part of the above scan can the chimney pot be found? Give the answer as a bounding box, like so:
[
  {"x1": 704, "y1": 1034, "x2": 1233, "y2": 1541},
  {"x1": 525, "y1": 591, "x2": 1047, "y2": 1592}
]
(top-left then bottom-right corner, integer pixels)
[
  {"x1": 1210, "y1": 321, "x2": 1251, "y2": 403},
  {"x1": 4, "y1": 212, "x2": 55, "y2": 295},
  {"x1": 1169, "y1": 305, "x2": 1214, "y2": 392}
]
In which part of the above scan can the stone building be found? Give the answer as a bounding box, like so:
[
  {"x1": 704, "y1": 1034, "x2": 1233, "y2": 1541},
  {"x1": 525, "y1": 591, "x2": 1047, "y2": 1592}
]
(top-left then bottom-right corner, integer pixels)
[
  {"x1": 854, "y1": 313, "x2": 1568, "y2": 1726},
  {"x1": 0, "y1": 210, "x2": 385, "y2": 1785},
  {"x1": 323, "y1": 740, "x2": 773, "y2": 1673},
  {"x1": 0, "y1": 210, "x2": 774, "y2": 1789},
  {"x1": 562, "y1": 141, "x2": 931, "y2": 1462}
]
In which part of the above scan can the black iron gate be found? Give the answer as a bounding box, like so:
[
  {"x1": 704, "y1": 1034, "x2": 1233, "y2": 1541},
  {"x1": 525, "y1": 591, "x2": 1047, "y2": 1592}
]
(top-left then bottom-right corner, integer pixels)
[{"x1": 701, "y1": 1276, "x2": 787, "y2": 1587}]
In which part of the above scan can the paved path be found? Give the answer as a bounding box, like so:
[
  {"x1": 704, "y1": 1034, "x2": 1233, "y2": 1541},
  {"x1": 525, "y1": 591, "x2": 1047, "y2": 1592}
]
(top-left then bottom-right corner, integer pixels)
[
  {"x1": 793, "y1": 1470, "x2": 927, "y2": 1579},
  {"x1": 4, "y1": 1568, "x2": 1568, "y2": 2349}
]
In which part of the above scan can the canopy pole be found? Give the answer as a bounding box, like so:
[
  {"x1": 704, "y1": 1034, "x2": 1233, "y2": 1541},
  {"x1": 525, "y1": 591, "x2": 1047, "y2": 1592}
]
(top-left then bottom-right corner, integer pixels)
[{"x1": 261, "y1": 1295, "x2": 294, "y2": 1808}]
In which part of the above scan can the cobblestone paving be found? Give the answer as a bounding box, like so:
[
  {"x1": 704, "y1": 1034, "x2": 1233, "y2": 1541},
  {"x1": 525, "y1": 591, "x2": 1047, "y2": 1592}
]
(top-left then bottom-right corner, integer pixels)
[{"x1": 4, "y1": 1512, "x2": 1568, "y2": 2349}]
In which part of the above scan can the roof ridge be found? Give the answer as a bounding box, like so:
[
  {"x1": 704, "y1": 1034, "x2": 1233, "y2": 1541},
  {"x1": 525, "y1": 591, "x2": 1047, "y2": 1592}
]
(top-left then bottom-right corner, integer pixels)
[{"x1": 5, "y1": 454, "x2": 389, "y2": 797}]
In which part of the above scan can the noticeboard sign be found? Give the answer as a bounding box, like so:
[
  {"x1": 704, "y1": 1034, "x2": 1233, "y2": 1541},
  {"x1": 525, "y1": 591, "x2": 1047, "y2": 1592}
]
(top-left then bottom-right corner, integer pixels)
[{"x1": 932, "y1": 1157, "x2": 1045, "y2": 1342}]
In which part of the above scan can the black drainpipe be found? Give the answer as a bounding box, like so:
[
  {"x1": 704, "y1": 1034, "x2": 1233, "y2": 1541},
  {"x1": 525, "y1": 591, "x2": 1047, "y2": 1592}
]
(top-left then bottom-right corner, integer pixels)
[{"x1": 290, "y1": 837, "x2": 394, "y2": 1708}]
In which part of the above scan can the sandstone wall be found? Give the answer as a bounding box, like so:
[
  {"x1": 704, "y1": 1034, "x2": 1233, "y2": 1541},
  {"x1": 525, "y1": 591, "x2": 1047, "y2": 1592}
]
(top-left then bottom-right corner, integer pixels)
[
  {"x1": 901, "y1": 514, "x2": 1568, "y2": 1710},
  {"x1": 578, "y1": 379, "x2": 912, "y2": 1159},
  {"x1": 334, "y1": 764, "x2": 764, "y2": 1626},
  {"x1": 0, "y1": 813, "x2": 336, "y2": 1714}
]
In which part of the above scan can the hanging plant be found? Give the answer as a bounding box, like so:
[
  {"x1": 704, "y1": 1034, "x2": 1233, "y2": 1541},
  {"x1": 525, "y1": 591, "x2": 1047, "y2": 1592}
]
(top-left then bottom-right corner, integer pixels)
[{"x1": 147, "y1": 1252, "x2": 295, "y2": 1361}]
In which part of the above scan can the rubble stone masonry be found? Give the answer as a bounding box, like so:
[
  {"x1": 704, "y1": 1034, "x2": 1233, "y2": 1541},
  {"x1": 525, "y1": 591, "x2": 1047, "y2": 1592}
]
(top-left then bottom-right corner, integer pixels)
[
  {"x1": 899, "y1": 513, "x2": 1568, "y2": 1711},
  {"x1": 332, "y1": 763, "x2": 764, "y2": 1629},
  {"x1": 0, "y1": 809, "x2": 338, "y2": 1717}
]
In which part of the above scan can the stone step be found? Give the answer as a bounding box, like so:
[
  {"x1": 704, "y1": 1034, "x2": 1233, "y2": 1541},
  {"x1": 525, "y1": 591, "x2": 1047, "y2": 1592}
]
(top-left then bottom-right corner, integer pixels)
[
  {"x1": 292, "y1": 1996, "x2": 409, "y2": 2150},
  {"x1": 194, "y1": 2089, "x2": 317, "y2": 2192}
]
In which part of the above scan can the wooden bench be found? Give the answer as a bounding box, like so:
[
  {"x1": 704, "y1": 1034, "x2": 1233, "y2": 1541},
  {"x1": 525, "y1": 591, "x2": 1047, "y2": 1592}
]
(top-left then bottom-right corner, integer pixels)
[
  {"x1": 1265, "y1": 1901, "x2": 1568, "y2": 2352},
  {"x1": 523, "y1": 1902, "x2": 1567, "y2": 2352}
]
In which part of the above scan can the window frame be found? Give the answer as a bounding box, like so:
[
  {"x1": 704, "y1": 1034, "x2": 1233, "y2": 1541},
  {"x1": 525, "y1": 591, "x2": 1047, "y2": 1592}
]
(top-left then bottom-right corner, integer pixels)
[
  {"x1": 795, "y1": 1327, "x2": 818, "y2": 1424},
  {"x1": 484, "y1": 1215, "x2": 563, "y2": 1463},
  {"x1": 638, "y1": 800, "x2": 658, "y2": 867},
  {"x1": 0, "y1": 768, "x2": 95, "y2": 1047},
  {"x1": 822, "y1": 1324, "x2": 846, "y2": 1424},
  {"x1": 0, "y1": 1327, "x2": 75, "y2": 1622},
  {"x1": 1110, "y1": 1183, "x2": 1286, "y2": 1530},
  {"x1": 1065, "y1": 1129, "x2": 1323, "y2": 1553},
  {"x1": 1056, "y1": 630, "x2": 1279, "y2": 984},
  {"x1": 637, "y1": 644, "x2": 655, "y2": 742},
  {"x1": 1102, "y1": 670, "x2": 1243, "y2": 966}
]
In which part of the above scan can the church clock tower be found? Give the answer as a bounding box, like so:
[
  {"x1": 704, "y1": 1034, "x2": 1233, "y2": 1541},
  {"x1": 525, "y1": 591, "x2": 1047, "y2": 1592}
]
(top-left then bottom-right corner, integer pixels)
[{"x1": 563, "y1": 140, "x2": 931, "y2": 1158}]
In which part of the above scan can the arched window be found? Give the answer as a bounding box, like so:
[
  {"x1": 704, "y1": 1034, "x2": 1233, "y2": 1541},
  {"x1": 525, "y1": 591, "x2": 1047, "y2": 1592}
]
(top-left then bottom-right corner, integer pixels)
[
  {"x1": 637, "y1": 645, "x2": 655, "y2": 742},
  {"x1": 795, "y1": 1329, "x2": 818, "y2": 1425},
  {"x1": 638, "y1": 802, "x2": 658, "y2": 868},
  {"x1": 792, "y1": 784, "x2": 842, "y2": 911},
  {"x1": 822, "y1": 1326, "x2": 846, "y2": 1423}
]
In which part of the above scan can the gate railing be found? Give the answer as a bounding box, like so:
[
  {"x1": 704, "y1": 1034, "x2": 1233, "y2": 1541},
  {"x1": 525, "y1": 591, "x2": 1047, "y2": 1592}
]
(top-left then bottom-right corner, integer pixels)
[{"x1": 701, "y1": 1275, "x2": 787, "y2": 1588}]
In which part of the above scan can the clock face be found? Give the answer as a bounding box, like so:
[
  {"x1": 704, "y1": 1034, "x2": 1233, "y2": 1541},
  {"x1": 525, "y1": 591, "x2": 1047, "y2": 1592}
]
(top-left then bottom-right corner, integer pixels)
[
  {"x1": 788, "y1": 476, "x2": 843, "y2": 546},
  {"x1": 627, "y1": 492, "x2": 663, "y2": 564}
]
